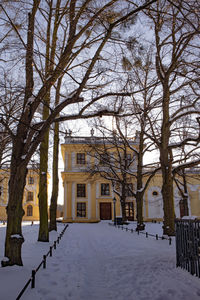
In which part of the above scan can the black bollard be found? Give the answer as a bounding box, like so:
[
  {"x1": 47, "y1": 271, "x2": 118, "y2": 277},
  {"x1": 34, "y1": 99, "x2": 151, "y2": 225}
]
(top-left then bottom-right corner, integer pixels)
[
  {"x1": 43, "y1": 255, "x2": 46, "y2": 269},
  {"x1": 31, "y1": 270, "x2": 36, "y2": 288}
]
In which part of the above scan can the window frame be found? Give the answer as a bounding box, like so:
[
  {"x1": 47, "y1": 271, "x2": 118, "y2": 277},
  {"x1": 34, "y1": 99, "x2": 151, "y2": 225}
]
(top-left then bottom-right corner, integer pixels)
[
  {"x1": 125, "y1": 153, "x2": 132, "y2": 164},
  {"x1": 77, "y1": 202, "x2": 86, "y2": 218},
  {"x1": 77, "y1": 184, "x2": 86, "y2": 198},
  {"x1": 99, "y1": 153, "x2": 110, "y2": 165},
  {"x1": 76, "y1": 153, "x2": 86, "y2": 165},
  {"x1": 28, "y1": 176, "x2": 34, "y2": 185},
  {"x1": 27, "y1": 205, "x2": 33, "y2": 216},
  {"x1": 125, "y1": 202, "x2": 134, "y2": 220},
  {"x1": 27, "y1": 191, "x2": 34, "y2": 202},
  {"x1": 101, "y1": 183, "x2": 110, "y2": 196},
  {"x1": 125, "y1": 183, "x2": 133, "y2": 197}
]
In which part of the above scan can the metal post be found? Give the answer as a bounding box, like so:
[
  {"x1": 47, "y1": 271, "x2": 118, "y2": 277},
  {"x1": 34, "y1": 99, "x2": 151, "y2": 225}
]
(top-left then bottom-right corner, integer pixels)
[
  {"x1": 31, "y1": 270, "x2": 36, "y2": 288},
  {"x1": 113, "y1": 197, "x2": 116, "y2": 226},
  {"x1": 43, "y1": 255, "x2": 46, "y2": 269}
]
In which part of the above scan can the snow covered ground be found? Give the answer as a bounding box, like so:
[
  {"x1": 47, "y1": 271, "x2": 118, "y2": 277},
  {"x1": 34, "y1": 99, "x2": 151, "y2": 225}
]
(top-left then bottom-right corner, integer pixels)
[{"x1": 0, "y1": 221, "x2": 200, "y2": 300}]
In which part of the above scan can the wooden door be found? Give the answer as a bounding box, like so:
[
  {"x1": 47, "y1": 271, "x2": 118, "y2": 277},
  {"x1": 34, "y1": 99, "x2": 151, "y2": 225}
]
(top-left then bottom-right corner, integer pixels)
[{"x1": 100, "y1": 203, "x2": 111, "y2": 220}]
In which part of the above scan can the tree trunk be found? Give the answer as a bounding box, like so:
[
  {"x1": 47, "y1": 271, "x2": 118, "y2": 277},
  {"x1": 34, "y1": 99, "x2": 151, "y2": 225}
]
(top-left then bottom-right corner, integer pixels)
[
  {"x1": 161, "y1": 158, "x2": 175, "y2": 235},
  {"x1": 136, "y1": 191, "x2": 145, "y2": 231},
  {"x1": 2, "y1": 158, "x2": 27, "y2": 266},
  {"x1": 49, "y1": 76, "x2": 62, "y2": 232},
  {"x1": 49, "y1": 122, "x2": 59, "y2": 232},
  {"x1": 160, "y1": 102, "x2": 175, "y2": 235},
  {"x1": 38, "y1": 129, "x2": 49, "y2": 242},
  {"x1": 38, "y1": 2, "x2": 52, "y2": 241},
  {"x1": 159, "y1": 79, "x2": 175, "y2": 236},
  {"x1": 136, "y1": 129, "x2": 145, "y2": 231},
  {"x1": 120, "y1": 195, "x2": 126, "y2": 223}
]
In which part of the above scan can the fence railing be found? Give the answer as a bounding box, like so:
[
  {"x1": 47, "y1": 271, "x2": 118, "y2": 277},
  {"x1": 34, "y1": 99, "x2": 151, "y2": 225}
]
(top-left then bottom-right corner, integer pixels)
[
  {"x1": 175, "y1": 219, "x2": 200, "y2": 278},
  {"x1": 109, "y1": 222, "x2": 172, "y2": 245},
  {"x1": 16, "y1": 224, "x2": 69, "y2": 300}
]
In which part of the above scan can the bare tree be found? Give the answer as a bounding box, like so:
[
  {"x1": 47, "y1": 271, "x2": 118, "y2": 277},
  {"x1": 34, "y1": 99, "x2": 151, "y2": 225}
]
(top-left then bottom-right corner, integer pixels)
[
  {"x1": 145, "y1": 0, "x2": 200, "y2": 235},
  {"x1": 87, "y1": 115, "x2": 159, "y2": 229},
  {"x1": 0, "y1": 0, "x2": 157, "y2": 266}
]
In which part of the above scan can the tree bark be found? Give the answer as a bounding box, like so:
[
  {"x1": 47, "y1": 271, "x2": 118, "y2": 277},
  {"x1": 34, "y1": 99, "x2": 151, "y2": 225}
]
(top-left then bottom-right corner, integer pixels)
[
  {"x1": 136, "y1": 192, "x2": 145, "y2": 230},
  {"x1": 49, "y1": 76, "x2": 62, "y2": 232},
  {"x1": 38, "y1": 129, "x2": 49, "y2": 242},
  {"x1": 38, "y1": 0, "x2": 53, "y2": 241},
  {"x1": 49, "y1": 121, "x2": 59, "y2": 232},
  {"x1": 160, "y1": 158, "x2": 175, "y2": 235},
  {"x1": 136, "y1": 130, "x2": 145, "y2": 231},
  {"x1": 2, "y1": 149, "x2": 27, "y2": 266},
  {"x1": 120, "y1": 195, "x2": 126, "y2": 223},
  {"x1": 160, "y1": 85, "x2": 175, "y2": 236}
]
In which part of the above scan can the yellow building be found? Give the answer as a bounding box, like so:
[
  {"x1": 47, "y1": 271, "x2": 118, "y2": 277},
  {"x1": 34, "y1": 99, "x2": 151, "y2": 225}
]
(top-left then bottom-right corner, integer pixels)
[
  {"x1": 143, "y1": 171, "x2": 200, "y2": 221},
  {"x1": 0, "y1": 168, "x2": 40, "y2": 221},
  {"x1": 61, "y1": 134, "x2": 200, "y2": 223}
]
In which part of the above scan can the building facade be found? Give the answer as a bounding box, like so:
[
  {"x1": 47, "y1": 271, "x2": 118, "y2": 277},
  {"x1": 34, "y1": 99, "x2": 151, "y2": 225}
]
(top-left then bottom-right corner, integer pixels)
[
  {"x1": 61, "y1": 135, "x2": 200, "y2": 223},
  {"x1": 0, "y1": 168, "x2": 40, "y2": 221}
]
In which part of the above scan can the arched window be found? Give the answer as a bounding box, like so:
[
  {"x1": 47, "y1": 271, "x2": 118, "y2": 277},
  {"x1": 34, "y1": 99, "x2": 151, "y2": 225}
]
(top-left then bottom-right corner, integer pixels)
[{"x1": 27, "y1": 205, "x2": 33, "y2": 216}]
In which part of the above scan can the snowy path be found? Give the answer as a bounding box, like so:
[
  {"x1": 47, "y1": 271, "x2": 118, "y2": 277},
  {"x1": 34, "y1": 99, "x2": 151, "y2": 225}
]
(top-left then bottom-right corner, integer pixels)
[{"x1": 21, "y1": 222, "x2": 200, "y2": 300}]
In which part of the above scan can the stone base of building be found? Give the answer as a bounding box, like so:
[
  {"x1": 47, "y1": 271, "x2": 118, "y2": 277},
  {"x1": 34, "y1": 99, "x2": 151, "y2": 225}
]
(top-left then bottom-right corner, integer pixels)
[{"x1": 62, "y1": 218, "x2": 100, "y2": 223}]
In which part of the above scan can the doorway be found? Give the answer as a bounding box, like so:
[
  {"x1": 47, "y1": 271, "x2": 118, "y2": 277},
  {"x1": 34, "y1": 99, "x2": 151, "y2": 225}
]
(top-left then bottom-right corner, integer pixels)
[{"x1": 100, "y1": 203, "x2": 111, "y2": 220}]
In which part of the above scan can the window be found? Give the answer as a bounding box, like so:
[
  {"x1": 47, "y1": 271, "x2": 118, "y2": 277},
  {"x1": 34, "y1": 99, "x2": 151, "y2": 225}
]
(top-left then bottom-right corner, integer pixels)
[
  {"x1": 77, "y1": 184, "x2": 86, "y2": 197},
  {"x1": 77, "y1": 202, "x2": 86, "y2": 217},
  {"x1": 99, "y1": 153, "x2": 109, "y2": 165},
  {"x1": 27, "y1": 191, "x2": 34, "y2": 202},
  {"x1": 125, "y1": 153, "x2": 132, "y2": 165},
  {"x1": 125, "y1": 183, "x2": 133, "y2": 196},
  {"x1": 27, "y1": 205, "x2": 33, "y2": 216},
  {"x1": 28, "y1": 176, "x2": 34, "y2": 185},
  {"x1": 152, "y1": 191, "x2": 158, "y2": 196},
  {"x1": 76, "y1": 153, "x2": 86, "y2": 164},
  {"x1": 125, "y1": 202, "x2": 134, "y2": 221},
  {"x1": 101, "y1": 183, "x2": 110, "y2": 196}
]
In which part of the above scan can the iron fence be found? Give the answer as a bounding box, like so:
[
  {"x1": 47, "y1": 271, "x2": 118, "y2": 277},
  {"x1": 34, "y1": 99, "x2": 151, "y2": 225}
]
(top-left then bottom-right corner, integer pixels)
[
  {"x1": 175, "y1": 219, "x2": 200, "y2": 278},
  {"x1": 16, "y1": 223, "x2": 69, "y2": 299},
  {"x1": 109, "y1": 222, "x2": 172, "y2": 245}
]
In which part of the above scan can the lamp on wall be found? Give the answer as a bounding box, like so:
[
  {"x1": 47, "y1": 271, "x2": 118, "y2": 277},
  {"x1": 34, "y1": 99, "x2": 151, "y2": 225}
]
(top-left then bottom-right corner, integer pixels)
[{"x1": 91, "y1": 128, "x2": 94, "y2": 137}]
